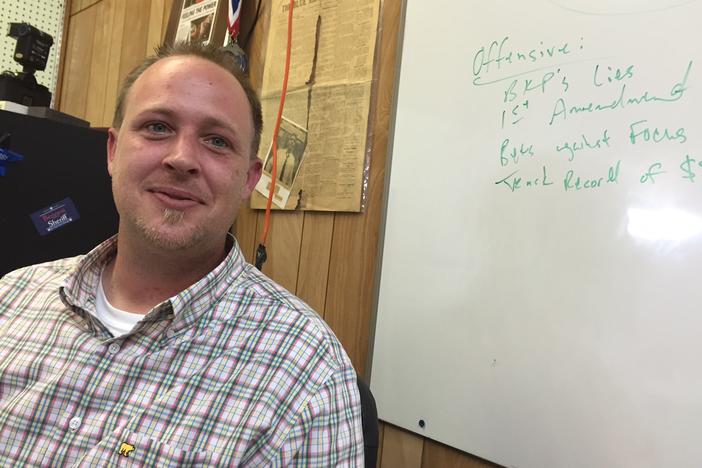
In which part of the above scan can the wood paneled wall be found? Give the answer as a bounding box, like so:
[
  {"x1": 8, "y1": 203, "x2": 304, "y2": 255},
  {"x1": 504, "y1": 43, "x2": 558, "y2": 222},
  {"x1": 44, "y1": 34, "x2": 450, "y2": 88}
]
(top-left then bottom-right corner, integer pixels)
[{"x1": 57, "y1": 0, "x2": 498, "y2": 466}]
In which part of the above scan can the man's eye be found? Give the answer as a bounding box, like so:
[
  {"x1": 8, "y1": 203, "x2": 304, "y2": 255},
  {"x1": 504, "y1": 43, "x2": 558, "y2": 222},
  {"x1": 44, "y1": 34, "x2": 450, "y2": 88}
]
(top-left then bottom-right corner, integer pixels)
[
  {"x1": 146, "y1": 122, "x2": 169, "y2": 133},
  {"x1": 207, "y1": 136, "x2": 230, "y2": 149}
]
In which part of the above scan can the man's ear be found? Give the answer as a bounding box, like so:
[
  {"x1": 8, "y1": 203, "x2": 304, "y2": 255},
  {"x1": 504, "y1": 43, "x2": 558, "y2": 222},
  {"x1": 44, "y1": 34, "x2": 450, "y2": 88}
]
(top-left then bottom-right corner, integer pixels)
[
  {"x1": 106, "y1": 128, "x2": 119, "y2": 176},
  {"x1": 245, "y1": 158, "x2": 263, "y2": 195}
]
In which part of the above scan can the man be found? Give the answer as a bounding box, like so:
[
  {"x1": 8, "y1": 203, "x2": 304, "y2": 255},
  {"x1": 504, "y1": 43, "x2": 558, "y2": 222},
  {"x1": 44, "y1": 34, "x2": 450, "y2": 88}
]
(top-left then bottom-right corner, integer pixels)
[{"x1": 0, "y1": 42, "x2": 363, "y2": 466}]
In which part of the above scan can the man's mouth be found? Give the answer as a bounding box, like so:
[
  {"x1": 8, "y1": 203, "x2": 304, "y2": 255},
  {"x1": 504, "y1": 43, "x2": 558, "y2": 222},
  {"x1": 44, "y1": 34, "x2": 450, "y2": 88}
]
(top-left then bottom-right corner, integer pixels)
[{"x1": 148, "y1": 186, "x2": 203, "y2": 209}]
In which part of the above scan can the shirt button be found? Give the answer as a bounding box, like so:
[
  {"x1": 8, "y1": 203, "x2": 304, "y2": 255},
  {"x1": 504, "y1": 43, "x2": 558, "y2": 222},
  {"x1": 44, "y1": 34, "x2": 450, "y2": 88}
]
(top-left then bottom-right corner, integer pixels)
[
  {"x1": 165, "y1": 329, "x2": 175, "y2": 339},
  {"x1": 68, "y1": 416, "x2": 81, "y2": 431},
  {"x1": 107, "y1": 343, "x2": 121, "y2": 355}
]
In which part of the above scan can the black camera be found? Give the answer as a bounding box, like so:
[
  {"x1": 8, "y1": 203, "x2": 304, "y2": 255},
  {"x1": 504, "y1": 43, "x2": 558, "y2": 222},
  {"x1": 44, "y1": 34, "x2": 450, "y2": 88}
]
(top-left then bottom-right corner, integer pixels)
[{"x1": 0, "y1": 23, "x2": 54, "y2": 107}]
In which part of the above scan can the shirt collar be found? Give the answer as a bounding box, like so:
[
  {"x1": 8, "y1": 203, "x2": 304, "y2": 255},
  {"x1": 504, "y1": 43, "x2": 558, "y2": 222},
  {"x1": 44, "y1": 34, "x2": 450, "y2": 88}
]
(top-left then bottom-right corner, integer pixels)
[
  {"x1": 61, "y1": 234, "x2": 248, "y2": 325},
  {"x1": 169, "y1": 233, "x2": 247, "y2": 327},
  {"x1": 61, "y1": 235, "x2": 118, "y2": 312}
]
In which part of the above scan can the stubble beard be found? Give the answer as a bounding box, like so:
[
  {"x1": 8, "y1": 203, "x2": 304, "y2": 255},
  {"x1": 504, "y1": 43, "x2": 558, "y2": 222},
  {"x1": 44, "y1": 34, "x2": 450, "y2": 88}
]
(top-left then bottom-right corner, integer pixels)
[{"x1": 134, "y1": 208, "x2": 206, "y2": 251}]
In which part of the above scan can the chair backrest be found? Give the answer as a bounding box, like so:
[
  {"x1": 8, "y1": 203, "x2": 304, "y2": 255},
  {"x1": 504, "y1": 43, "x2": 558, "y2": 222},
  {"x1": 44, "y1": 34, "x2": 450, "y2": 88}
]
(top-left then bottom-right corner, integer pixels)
[{"x1": 357, "y1": 374, "x2": 379, "y2": 468}]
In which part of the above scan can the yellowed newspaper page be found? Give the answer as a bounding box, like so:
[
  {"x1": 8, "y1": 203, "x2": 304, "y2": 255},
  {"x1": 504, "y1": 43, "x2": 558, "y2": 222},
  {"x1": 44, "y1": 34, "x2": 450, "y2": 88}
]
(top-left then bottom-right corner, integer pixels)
[{"x1": 253, "y1": 0, "x2": 380, "y2": 211}]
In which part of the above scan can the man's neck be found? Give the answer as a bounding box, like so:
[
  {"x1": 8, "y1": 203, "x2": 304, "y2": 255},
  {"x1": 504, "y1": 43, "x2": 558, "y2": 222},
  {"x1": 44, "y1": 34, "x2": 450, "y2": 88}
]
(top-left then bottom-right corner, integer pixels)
[{"x1": 102, "y1": 235, "x2": 228, "y2": 314}]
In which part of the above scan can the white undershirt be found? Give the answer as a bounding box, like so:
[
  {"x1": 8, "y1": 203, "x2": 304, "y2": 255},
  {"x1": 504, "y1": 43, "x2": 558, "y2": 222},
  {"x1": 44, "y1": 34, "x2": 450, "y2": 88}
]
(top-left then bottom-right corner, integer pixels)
[{"x1": 95, "y1": 268, "x2": 145, "y2": 337}]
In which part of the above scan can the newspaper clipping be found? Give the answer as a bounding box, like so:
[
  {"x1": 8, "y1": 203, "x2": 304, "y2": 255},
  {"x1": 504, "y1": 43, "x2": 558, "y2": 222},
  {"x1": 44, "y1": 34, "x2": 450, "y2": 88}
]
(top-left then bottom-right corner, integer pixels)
[
  {"x1": 253, "y1": 0, "x2": 381, "y2": 212},
  {"x1": 174, "y1": 0, "x2": 218, "y2": 45}
]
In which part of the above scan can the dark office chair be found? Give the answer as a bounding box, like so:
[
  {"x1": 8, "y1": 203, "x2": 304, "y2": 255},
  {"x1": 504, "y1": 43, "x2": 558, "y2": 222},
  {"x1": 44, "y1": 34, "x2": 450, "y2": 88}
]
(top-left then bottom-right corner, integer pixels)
[{"x1": 357, "y1": 374, "x2": 379, "y2": 468}]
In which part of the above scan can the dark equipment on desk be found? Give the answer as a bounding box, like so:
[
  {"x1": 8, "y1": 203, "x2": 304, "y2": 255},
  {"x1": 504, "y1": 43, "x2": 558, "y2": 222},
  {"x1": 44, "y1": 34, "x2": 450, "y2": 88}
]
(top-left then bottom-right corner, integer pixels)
[
  {"x1": 0, "y1": 111, "x2": 118, "y2": 276},
  {"x1": 0, "y1": 22, "x2": 54, "y2": 107}
]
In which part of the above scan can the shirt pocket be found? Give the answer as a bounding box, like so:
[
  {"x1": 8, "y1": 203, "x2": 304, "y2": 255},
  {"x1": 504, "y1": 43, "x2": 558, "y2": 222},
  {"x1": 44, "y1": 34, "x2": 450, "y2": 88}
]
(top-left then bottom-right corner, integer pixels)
[{"x1": 74, "y1": 428, "x2": 218, "y2": 467}]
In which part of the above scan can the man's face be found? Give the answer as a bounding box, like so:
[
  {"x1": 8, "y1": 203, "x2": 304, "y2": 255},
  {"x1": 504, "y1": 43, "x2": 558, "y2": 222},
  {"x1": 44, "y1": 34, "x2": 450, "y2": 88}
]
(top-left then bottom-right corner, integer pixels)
[{"x1": 107, "y1": 56, "x2": 262, "y2": 253}]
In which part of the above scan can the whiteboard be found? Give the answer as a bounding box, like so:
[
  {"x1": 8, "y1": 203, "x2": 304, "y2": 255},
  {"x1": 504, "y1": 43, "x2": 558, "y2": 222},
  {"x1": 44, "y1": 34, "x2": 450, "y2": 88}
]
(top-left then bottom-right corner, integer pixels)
[{"x1": 370, "y1": 1, "x2": 702, "y2": 467}]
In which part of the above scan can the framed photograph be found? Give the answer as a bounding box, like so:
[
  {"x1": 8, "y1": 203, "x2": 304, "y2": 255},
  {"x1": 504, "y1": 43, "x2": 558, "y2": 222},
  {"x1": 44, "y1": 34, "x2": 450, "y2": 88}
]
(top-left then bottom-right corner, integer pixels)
[
  {"x1": 164, "y1": 0, "x2": 229, "y2": 46},
  {"x1": 256, "y1": 117, "x2": 309, "y2": 209}
]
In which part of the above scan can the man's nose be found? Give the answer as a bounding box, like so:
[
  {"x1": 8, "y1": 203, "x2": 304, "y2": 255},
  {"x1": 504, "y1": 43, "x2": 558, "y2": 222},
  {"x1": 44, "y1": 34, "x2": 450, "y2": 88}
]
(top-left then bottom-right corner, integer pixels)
[{"x1": 162, "y1": 135, "x2": 200, "y2": 175}]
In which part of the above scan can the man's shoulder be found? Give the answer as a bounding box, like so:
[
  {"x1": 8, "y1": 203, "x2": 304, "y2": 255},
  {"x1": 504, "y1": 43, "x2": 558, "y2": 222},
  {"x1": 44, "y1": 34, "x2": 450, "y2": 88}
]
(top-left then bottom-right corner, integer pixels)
[
  {"x1": 1, "y1": 256, "x2": 82, "y2": 292},
  {"x1": 224, "y1": 264, "x2": 352, "y2": 368},
  {"x1": 0, "y1": 256, "x2": 82, "y2": 322}
]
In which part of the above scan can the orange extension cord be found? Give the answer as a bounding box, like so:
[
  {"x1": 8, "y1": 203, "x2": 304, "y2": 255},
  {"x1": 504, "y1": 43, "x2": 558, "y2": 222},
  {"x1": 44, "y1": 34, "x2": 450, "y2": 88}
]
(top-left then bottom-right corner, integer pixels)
[{"x1": 255, "y1": 0, "x2": 295, "y2": 270}]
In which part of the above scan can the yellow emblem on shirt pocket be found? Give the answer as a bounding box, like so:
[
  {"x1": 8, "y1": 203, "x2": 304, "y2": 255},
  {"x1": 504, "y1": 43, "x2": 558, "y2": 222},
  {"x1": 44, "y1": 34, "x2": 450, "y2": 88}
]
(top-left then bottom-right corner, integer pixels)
[{"x1": 118, "y1": 442, "x2": 135, "y2": 457}]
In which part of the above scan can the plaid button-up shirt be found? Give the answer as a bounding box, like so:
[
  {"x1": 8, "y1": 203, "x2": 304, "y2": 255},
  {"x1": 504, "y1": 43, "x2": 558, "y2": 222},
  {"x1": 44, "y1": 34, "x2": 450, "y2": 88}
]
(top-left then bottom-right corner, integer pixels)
[{"x1": 0, "y1": 236, "x2": 363, "y2": 466}]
